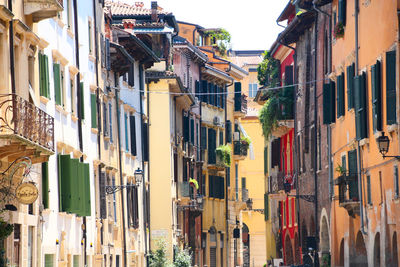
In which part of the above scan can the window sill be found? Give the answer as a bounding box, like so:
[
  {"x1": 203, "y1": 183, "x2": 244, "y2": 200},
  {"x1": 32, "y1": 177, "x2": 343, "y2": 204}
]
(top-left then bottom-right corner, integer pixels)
[
  {"x1": 89, "y1": 54, "x2": 96, "y2": 63},
  {"x1": 104, "y1": 136, "x2": 110, "y2": 142},
  {"x1": 91, "y1": 128, "x2": 98, "y2": 135},
  {"x1": 55, "y1": 104, "x2": 68, "y2": 116},
  {"x1": 348, "y1": 108, "x2": 355, "y2": 114},
  {"x1": 387, "y1": 124, "x2": 398, "y2": 133},
  {"x1": 40, "y1": 96, "x2": 50, "y2": 105},
  {"x1": 67, "y1": 28, "x2": 74, "y2": 39},
  {"x1": 71, "y1": 114, "x2": 79, "y2": 122}
]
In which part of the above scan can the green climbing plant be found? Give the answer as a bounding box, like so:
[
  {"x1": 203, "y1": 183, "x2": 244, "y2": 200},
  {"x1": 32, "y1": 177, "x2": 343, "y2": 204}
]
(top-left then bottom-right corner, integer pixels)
[
  {"x1": 257, "y1": 50, "x2": 280, "y2": 87},
  {"x1": 216, "y1": 145, "x2": 232, "y2": 167},
  {"x1": 204, "y1": 28, "x2": 231, "y2": 57}
]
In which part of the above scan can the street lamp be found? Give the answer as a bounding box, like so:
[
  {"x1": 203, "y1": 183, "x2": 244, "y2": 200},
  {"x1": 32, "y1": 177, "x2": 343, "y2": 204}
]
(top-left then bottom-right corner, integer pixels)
[
  {"x1": 377, "y1": 132, "x2": 400, "y2": 159},
  {"x1": 134, "y1": 168, "x2": 143, "y2": 187}
]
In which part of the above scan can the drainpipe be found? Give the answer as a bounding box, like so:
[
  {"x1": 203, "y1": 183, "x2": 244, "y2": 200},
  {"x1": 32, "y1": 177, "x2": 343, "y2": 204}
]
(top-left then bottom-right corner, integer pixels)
[
  {"x1": 353, "y1": 0, "x2": 367, "y2": 235},
  {"x1": 8, "y1": 0, "x2": 15, "y2": 95},
  {"x1": 224, "y1": 81, "x2": 229, "y2": 267},
  {"x1": 115, "y1": 87, "x2": 128, "y2": 266},
  {"x1": 139, "y1": 64, "x2": 149, "y2": 266},
  {"x1": 146, "y1": 78, "x2": 151, "y2": 257}
]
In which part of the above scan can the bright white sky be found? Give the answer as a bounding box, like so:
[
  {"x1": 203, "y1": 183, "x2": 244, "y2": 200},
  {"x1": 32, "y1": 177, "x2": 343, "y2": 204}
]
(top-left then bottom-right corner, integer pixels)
[{"x1": 118, "y1": 0, "x2": 289, "y2": 51}]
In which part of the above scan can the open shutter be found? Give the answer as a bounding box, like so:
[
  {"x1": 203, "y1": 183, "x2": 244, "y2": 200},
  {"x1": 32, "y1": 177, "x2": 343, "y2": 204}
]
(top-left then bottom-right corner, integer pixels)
[
  {"x1": 337, "y1": 73, "x2": 345, "y2": 118},
  {"x1": 124, "y1": 114, "x2": 129, "y2": 152},
  {"x1": 79, "y1": 82, "x2": 85, "y2": 120},
  {"x1": 91, "y1": 94, "x2": 98, "y2": 128},
  {"x1": 221, "y1": 86, "x2": 226, "y2": 109},
  {"x1": 338, "y1": 0, "x2": 346, "y2": 25},
  {"x1": 209, "y1": 83, "x2": 214, "y2": 106},
  {"x1": 43, "y1": 54, "x2": 50, "y2": 98},
  {"x1": 42, "y1": 162, "x2": 49, "y2": 209},
  {"x1": 355, "y1": 73, "x2": 367, "y2": 140},
  {"x1": 99, "y1": 171, "x2": 107, "y2": 219},
  {"x1": 70, "y1": 158, "x2": 80, "y2": 214},
  {"x1": 128, "y1": 64, "x2": 135, "y2": 87},
  {"x1": 234, "y1": 82, "x2": 242, "y2": 111},
  {"x1": 285, "y1": 66, "x2": 294, "y2": 85},
  {"x1": 226, "y1": 120, "x2": 232, "y2": 143},
  {"x1": 105, "y1": 38, "x2": 111, "y2": 71},
  {"x1": 39, "y1": 53, "x2": 45, "y2": 96},
  {"x1": 347, "y1": 63, "x2": 355, "y2": 109},
  {"x1": 371, "y1": 61, "x2": 382, "y2": 132},
  {"x1": 215, "y1": 85, "x2": 219, "y2": 108},
  {"x1": 83, "y1": 163, "x2": 91, "y2": 216},
  {"x1": 347, "y1": 150, "x2": 358, "y2": 200},
  {"x1": 208, "y1": 128, "x2": 216, "y2": 164},
  {"x1": 183, "y1": 113, "x2": 189, "y2": 142},
  {"x1": 264, "y1": 193, "x2": 269, "y2": 220},
  {"x1": 264, "y1": 146, "x2": 268, "y2": 175},
  {"x1": 59, "y1": 155, "x2": 72, "y2": 212},
  {"x1": 130, "y1": 116, "x2": 137, "y2": 156},
  {"x1": 201, "y1": 126, "x2": 207, "y2": 149},
  {"x1": 386, "y1": 50, "x2": 397, "y2": 125},
  {"x1": 53, "y1": 63, "x2": 61, "y2": 105},
  {"x1": 143, "y1": 122, "x2": 149, "y2": 161},
  {"x1": 219, "y1": 131, "x2": 223, "y2": 146},
  {"x1": 323, "y1": 83, "x2": 331, "y2": 124},
  {"x1": 330, "y1": 81, "x2": 336, "y2": 123}
]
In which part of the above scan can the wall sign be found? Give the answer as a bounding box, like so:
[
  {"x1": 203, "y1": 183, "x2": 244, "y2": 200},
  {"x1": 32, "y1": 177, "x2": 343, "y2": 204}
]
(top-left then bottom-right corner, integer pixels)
[{"x1": 15, "y1": 182, "x2": 38, "y2": 205}]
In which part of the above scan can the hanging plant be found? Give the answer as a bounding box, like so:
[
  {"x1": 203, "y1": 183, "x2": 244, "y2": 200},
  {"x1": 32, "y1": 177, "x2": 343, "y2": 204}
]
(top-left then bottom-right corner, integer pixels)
[
  {"x1": 258, "y1": 94, "x2": 280, "y2": 138},
  {"x1": 216, "y1": 145, "x2": 232, "y2": 167},
  {"x1": 334, "y1": 22, "x2": 345, "y2": 39}
]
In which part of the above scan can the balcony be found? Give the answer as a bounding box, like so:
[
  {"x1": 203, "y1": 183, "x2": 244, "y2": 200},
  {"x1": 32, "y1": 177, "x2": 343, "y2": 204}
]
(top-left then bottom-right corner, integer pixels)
[
  {"x1": 234, "y1": 94, "x2": 247, "y2": 118},
  {"x1": 268, "y1": 172, "x2": 285, "y2": 199},
  {"x1": 335, "y1": 174, "x2": 360, "y2": 217},
  {"x1": 233, "y1": 141, "x2": 248, "y2": 160},
  {"x1": 0, "y1": 94, "x2": 54, "y2": 162},
  {"x1": 24, "y1": 0, "x2": 63, "y2": 22}
]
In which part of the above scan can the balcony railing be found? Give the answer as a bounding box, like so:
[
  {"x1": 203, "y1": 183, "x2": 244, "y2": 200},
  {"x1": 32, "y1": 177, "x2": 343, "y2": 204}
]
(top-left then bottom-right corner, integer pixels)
[
  {"x1": 335, "y1": 174, "x2": 360, "y2": 217},
  {"x1": 0, "y1": 94, "x2": 54, "y2": 151},
  {"x1": 233, "y1": 141, "x2": 248, "y2": 157},
  {"x1": 177, "y1": 196, "x2": 204, "y2": 212},
  {"x1": 234, "y1": 94, "x2": 247, "y2": 114},
  {"x1": 268, "y1": 172, "x2": 285, "y2": 194}
]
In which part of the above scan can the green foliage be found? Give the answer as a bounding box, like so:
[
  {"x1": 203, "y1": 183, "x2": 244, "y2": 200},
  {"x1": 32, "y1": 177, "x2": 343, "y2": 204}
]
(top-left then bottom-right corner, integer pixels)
[
  {"x1": 149, "y1": 240, "x2": 173, "y2": 267},
  {"x1": 205, "y1": 28, "x2": 231, "y2": 56},
  {"x1": 173, "y1": 248, "x2": 192, "y2": 267},
  {"x1": 321, "y1": 253, "x2": 331, "y2": 267},
  {"x1": 0, "y1": 220, "x2": 13, "y2": 240},
  {"x1": 257, "y1": 51, "x2": 280, "y2": 87},
  {"x1": 216, "y1": 145, "x2": 232, "y2": 167},
  {"x1": 0, "y1": 249, "x2": 8, "y2": 267},
  {"x1": 334, "y1": 22, "x2": 345, "y2": 39},
  {"x1": 241, "y1": 136, "x2": 252, "y2": 146},
  {"x1": 335, "y1": 164, "x2": 346, "y2": 175}
]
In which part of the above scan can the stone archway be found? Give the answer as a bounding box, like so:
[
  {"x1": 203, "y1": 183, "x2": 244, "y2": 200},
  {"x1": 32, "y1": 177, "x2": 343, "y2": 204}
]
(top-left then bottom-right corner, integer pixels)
[
  {"x1": 374, "y1": 232, "x2": 381, "y2": 267},
  {"x1": 320, "y1": 215, "x2": 330, "y2": 254},
  {"x1": 285, "y1": 234, "x2": 294, "y2": 265},
  {"x1": 352, "y1": 231, "x2": 367, "y2": 267},
  {"x1": 392, "y1": 232, "x2": 398, "y2": 267},
  {"x1": 339, "y1": 238, "x2": 344, "y2": 267}
]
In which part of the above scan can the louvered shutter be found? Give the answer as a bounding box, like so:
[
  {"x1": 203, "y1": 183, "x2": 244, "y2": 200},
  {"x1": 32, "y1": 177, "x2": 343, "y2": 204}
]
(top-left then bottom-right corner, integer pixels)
[
  {"x1": 330, "y1": 81, "x2": 336, "y2": 123},
  {"x1": 323, "y1": 83, "x2": 331, "y2": 124},
  {"x1": 219, "y1": 131, "x2": 223, "y2": 146},
  {"x1": 83, "y1": 163, "x2": 91, "y2": 216},
  {"x1": 209, "y1": 83, "x2": 214, "y2": 106},
  {"x1": 208, "y1": 175, "x2": 214, "y2": 197},
  {"x1": 99, "y1": 171, "x2": 107, "y2": 219},
  {"x1": 105, "y1": 38, "x2": 110, "y2": 71},
  {"x1": 215, "y1": 85, "x2": 219, "y2": 107},
  {"x1": 285, "y1": 66, "x2": 294, "y2": 85},
  {"x1": 371, "y1": 61, "x2": 382, "y2": 132},
  {"x1": 53, "y1": 63, "x2": 61, "y2": 105},
  {"x1": 57, "y1": 154, "x2": 62, "y2": 211},
  {"x1": 221, "y1": 86, "x2": 226, "y2": 109},
  {"x1": 70, "y1": 158, "x2": 80, "y2": 214},
  {"x1": 337, "y1": 73, "x2": 345, "y2": 118},
  {"x1": 128, "y1": 64, "x2": 135, "y2": 86},
  {"x1": 347, "y1": 150, "x2": 358, "y2": 200},
  {"x1": 347, "y1": 63, "x2": 355, "y2": 109},
  {"x1": 226, "y1": 120, "x2": 232, "y2": 143},
  {"x1": 44, "y1": 54, "x2": 50, "y2": 98},
  {"x1": 79, "y1": 82, "x2": 85, "y2": 120},
  {"x1": 195, "y1": 80, "x2": 200, "y2": 99},
  {"x1": 264, "y1": 146, "x2": 268, "y2": 175},
  {"x1": 42, "y1": 162, "x2": 49, "y2": 209},
  {"x1": 208, "y1": 128, "x2": 216, "y2": 164},
  {"x1": 91, "y1": 94, "x2": 97, "y2": 128},
  {"x1": 100, "y1": 34, "x2": 105, "y2": 68},
  {"x1": 124, "y1": 114, "x2": 129, "y2": 151},
  {"x1": 126, "y1": 185, "x2": 132, "y2": 227},
  {"x1": 234, "y1": 82, "x2": 242, "y2": 111},
  {"x1": 264, "y1": 193, "x2": 269, "y2": 220},
  {"x1": 190, "y1": 118, "x2": 194, "y2": 144},
  {"x1": 143, "y1": 122, "x2": 149, "y2": 161},
  {"x1": 386, "y1": 50, "x2": 397, "y2": 125},
  {"x1": 183, "y1": 113, "x2": 189, "y2": 142},
  {"x1": 59, "y1": 155, "x2": 72, "y2": 212},
  {"x1": 338, "y1": 0, "x2": 346, "y2": 25},
  {"x1": 130, "y1": 116, "x2": 137, "y2": 156},
  {"x1": 367, "y1": 176, "x2": 371, "y2": 204},
  {"x1": 39, "y1": 53, "x2": 45, "y2": 96},
  {"x1": 201, "y1": 126, "x2": 207, "y2": 149},
  {"x1": 355, "y1": 73, "x2": 367, "y2": 140},
  {"x1": 201, "y1": 80, "x2": 208, "y2": 103}
]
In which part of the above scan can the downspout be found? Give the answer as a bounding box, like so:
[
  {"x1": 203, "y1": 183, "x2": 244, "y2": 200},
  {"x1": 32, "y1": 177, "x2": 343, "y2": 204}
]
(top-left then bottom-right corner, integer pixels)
[
  {"x1": 224, "y1": 81, "x2": 229, "y2": 267},
  {"x1": 354, "y1": 0, "x2": 367, "y2": 235},
  {"x1": 115, "y1": 87, "x2": 128, "y2": 266},
  {"x1": 72, "y1": 0, "x2": 87, "y2": 263},
  {"x1": 8, "y1": 0, "x2": 15, "y2": 95},
  {"x1": 146, "y1": 78, "x2": 151, "y2": 255},
  {"x1": 139, "y1": 64, "x2": 149, "y2": 266}
]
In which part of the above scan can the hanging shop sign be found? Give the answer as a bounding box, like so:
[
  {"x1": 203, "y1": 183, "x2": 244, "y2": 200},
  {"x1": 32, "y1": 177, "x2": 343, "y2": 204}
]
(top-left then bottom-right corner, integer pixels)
[{"x1": 15, "y1": 182, "x2": 38, "y2": 204}]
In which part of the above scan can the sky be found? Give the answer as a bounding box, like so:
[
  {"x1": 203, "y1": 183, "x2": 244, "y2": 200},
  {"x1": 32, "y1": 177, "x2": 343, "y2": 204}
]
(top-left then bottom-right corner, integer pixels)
[{"x1": 118, "y1": 0, "x2": 289, "y2": 51}]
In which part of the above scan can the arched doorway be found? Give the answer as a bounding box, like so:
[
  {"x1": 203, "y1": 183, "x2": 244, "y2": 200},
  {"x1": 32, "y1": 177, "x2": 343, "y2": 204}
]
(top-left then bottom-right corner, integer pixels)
[
  {"x1": 320, "y1": 216, "x2": 330, "y2": 254},
  {"x1": 374, "y1": 232, "x2": 381, "y2": 267},
  {"x1": 209, "y1": 227, "x2": 217, "y2": 267},
  {"x1": 353, "y1": 231, "x2": 367, "y2": 267},
  {"x1": 294, "y1": 233, "x2": 301, "y2": 265},
  {"x1": 242, "y1": 223, "x2": 250, "y2": 267},
  {"x1": 285, "y1": 234, "x2": 294, "y2": 265},
  {"x1": 393, "y1": 232, "x2": 398, "y2": 267},
  {"x1": 339, "y1": 238, "x2": 344, "y2": 267}
]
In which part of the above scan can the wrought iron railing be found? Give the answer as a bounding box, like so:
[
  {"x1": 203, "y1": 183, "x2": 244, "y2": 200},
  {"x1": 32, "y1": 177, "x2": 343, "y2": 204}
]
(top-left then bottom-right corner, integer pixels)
[
  {"x1": 234, "y1": 94, "x2": 247, "y2": 113},
  {"x1": 0, "y1": 94, "x2": 54, "y2": 151},
  {"x1": 233, "y1": 141, "x2": 248, "y2": 157},
  {"x1": 335, "y1": 174, "x2": 359, "y2": 203},
  {"x1": 268, "y1": 172, "x2": 285, "y2": 194},
  {"x1": 241, "y1": 188, "x2": 249, "y2": 202}
]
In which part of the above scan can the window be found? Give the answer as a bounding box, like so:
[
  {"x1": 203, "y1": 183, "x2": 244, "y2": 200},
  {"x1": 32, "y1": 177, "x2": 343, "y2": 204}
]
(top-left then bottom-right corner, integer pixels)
[
  {"x1": 338, "y1": 0, "x2": 346, "y2": 25},
  {"x1": 386, "y1": 50, "x2": 397, "y2": 125},
  {"x1": 371, "y1": 61, "x2": 382, "y2": 132},
  {"x1": 323, "y1": 81, "x2": 336, "y2": 124},
  {"x1": 130, "y1": 116, "x2": 137, "y2": 156},
  {"x1": 78, "y1": 82, "x2": 85, "y2": 120},
  {"x1": 248, "y1": 83, "x2": 258, "y2": 98},
  {"x1": 39, "y1": 52, "x2": 50, "y2": 98},
  {"x1": 91, "y1": 93, "x2": 97, "y2": 128},
  {"x1": 88, "y1": 19, "x2": 93, "y2": 55},
  {"x1": 128, "y1": 63, "x2": 135, "y2": 87},
  {"x1": 367, "y1": 175, "x2": 372, "y2": 205},
  {"x1": 124, "y1": 113, "x2": 129, "y2": 151},
  {"x1": 395, "y1": 166, "x2": 399, "y2": 198}
]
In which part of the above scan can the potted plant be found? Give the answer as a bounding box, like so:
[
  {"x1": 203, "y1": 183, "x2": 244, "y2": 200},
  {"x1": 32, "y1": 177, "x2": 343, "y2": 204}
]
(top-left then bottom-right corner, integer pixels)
[
  {"x1": 241, "y1": 136, "x2": 252, "y2": 149},
  {"x1": 334, "y1": 22, "x2": 345, "y2": 39},
  {"x1": 216, "y1": 145, "x2": 232, "y2": 167}
]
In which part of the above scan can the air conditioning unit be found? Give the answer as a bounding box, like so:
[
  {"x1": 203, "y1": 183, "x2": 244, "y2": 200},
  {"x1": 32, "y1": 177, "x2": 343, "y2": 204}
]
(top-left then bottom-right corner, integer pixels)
[
  {"x1": 234, "y1": 132, "x2": 240, "y2": 141},
  {"x1": 213, "y1": 116, "x2": 221, "y2": 126}
]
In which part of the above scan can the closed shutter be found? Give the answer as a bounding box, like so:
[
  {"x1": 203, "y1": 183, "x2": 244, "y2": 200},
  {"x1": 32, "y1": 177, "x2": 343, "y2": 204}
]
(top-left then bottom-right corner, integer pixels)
[
  {"x1": 79, "y1": 82, "x2": 85, "y2": 120},
  {"x1": 126, "y1": 185, "x2": 132, "y2": 227},
  {"x1": 355, "y1": 73, "x2": 367, "y2": 140},
  {"x1": 201, "y1": 80, "x2": 208, "y2": 103},
  {"x1": 371, "y1": 61, "x2": 382, "y2": 132},
  {"x1": 109, "y1": 103, "x2": 113, "y2": 142},
  {"x1": 134, "y1": 187, "x2": 139, "y2": 227},
  {"x1": 99, "y1": 171, "x2": 107, "y2": 219},
  {"x1": 103, "y1": 102, "x2": 108, "y2": 136},
  {"x1": 338, "y1": 0, "x2": 346, "y2": 25},
  {"x1": 91, "y1": 94, "x2": 97, "y2": 128},
  {"x1": 264, "y1": 146, "x2": 268, "y2": 175},
  {"x1": 44, "y1": 54, "x2": 50, "y2": 98},
  {"x1": 59, "y1": 155, "x2": 72, "y2": 213},
  {"x1": 44, "y1": 255, "x2": 54, "y2": 267},
  {"x1": 226, "y1": 120, "x2": 232, "y2": 143},
  {"x1": 285, "y1": 65, "x2": 294, "y2": 85},
  {"x1": 100, "y1": 34, "x2": 105, "y2": 68},
  {"x1": 201, "y1": 126, "x2": 207, "y2": 149},
  {"x1": 221, "y1": 86, "x2": 226, "y2": 109},
  {"x1": 210, "y1": 83, "x2": 214, "y2": 106},
  {"x1": 105, "y1": 38, "x2": 110, "y2": 71},
  {"x1": 183, "y1": 158, "x2": 187, "y2": 181},
  {"x1": 215, "y1": 85, "x2": 219, "y2": 107},
  {"x1": 130, "y1": 116, "x2": 137, "y2": 156},
  {"x1": 70, "y1": 158, "x2": 80, "y2": 214},
  {"x1": 234, "y1": 82, "x2": 242, "y2": 111},
  {"x1": 337, "y1": 73, "x2": 345, "y2": 118},
  {"x1": 124, "y1": 114, "x2": 129, "y2": 152},
  {"x1": 220, "y1": 177, "x2": 225, "y2": 199},
  {"x1": 183, "y1": 112, "x2": 189, "y2": 142},
  {"x1": 348, "y1": 150, "x2": 358, "y2": 200},
  {"x1": 39, "y1": 53, "x2": 45, "y2": 96},
  {"x1": 219, "y1": 131, "x2": 223, "y2": 146},
  {"x1": 264, "y1": 193, "x2": 269, "y2": 220},
  {"x1": 42, "y1": 162, "x2": 49, "y2": 209},
  {"x1": 208, "y1": 175, "x2": 214, "y2": 198},
  {"x1": 128, "y1": 64, "x2": 135, "y2": 86},
  {"x1": 190, "y1": 118, "x2": 194, "y2": 144},
  {"x1": 347, "y1": 63, "x2": 355, "y2": 109},
  {"x1": 367, "y1": 175, "x2": 371, "y2": 204},
  {"x1": 53, "y1": 63, "x2": 61, "y2": 105},
  {"x1": 83, "y1": 163, "x2": 91, "y2": 216},
  {"x1": 195, "y1": 80, "x2": 200, "y2": 99},
  {"x1": 143, "y1": 122, "x2": 149, "y2": 161},
  {"x1": 330, "y1": 81, "x2": 336, "y2": 123},
  {"x1": 395, "y1": 166, "x2": 399, "y2": 197},
  {"x1": 323, "y1": 83, "x2": 331, "y2": 124},
  {"x1": 386, "y1": 50, "x2": 397, "y2": 125},
  {"x1": 208, "y1": 128, "x2": 216, "y2": 164}
]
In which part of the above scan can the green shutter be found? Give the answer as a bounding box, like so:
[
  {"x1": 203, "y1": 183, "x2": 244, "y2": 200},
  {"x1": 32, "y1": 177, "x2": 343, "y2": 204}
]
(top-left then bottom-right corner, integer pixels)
[
  {"x1": 323, "y1": 83, "x2": 331, "y2": 124},
  {"x1": 53, "y1": 63, "x2": 61, "y2": 105},
  {"x1": 226, "y1": 120, "x2": 232, "y2": 143},
  {"x1": 347, "y1": 63, "x2": 355, "y2": 109},
  {"x1": 57, "y1": 154, "x2": 62, "y2": 211},
  {"x1": 42, "y1": 162, "x2": 49, "y2": 209},
  {"x1": 83, "y1": 163, "x2": 91, "y2": 216},
  {"x1": 337, "y1": 73, "x2": 345, "y2": 118},
  {"x1": 44, "y1": 55, "x2": 50, "y2": 98},
  {"x1": 70, "y1": 158, "x2": 80, "y2": 214},
  {"x1": 91, "y1": 94, "x2": 97, "y2": 128},
  {"x1": 79, "y1": 82, "x2": 85, "y2": 120},
  {"x1": 39, "y1": 53, "x2": 45, "y2": 97},
  {"x1": 264, "y1": 193, "x2": 269, "y2": 221},
  {"x1": 354, "y1": 74, "x2": 367, "y2": 140},
  {"x1": 371, "y1": 61, "x2": 382, "y2": 132},
  {"x1": 347, "y1": 150, "x2": 359, "y2": 200},
  {"x1": 330, "y1": 81, "x2": 336, "y2": 123},
  {"x1": 59, "y1": 155, "x2": 72, "y2": 212},
  {"x1": 44, "y1": 255, "x2": 54, "y2": 267},
  {"x1": 338, "y1": 0, "x2": 346, "y2": 25},
  {"x1": 386, "y1": 50, "x2": 397, "y2": 125},
  {"x1": 201, "y1": 126, "x2": 207, "y2": 149},
  {"x1": 367, "y1": 175, "x2": 371, "y2": 205},
  {"x1": 264, "y1": 146, "x2": 268, "y2": 175}
]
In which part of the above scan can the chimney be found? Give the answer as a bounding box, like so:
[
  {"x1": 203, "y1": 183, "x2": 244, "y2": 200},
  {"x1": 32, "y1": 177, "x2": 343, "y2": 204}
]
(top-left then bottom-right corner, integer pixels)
[
  {"x1": 122, "y1": 19, "x2": 136, "y2": 30},
  {"x1": 135, "y1": 2, "x2": 144, "y2": 8},
  {"x1": 151, "y1": 1, "x2": 158, "y2": 22}
]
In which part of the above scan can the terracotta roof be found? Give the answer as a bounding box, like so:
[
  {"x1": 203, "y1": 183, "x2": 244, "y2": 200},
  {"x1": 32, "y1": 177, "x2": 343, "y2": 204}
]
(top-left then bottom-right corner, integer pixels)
[{"x1": 105, "y1": 1, "x2": 171, "y2": 16}]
